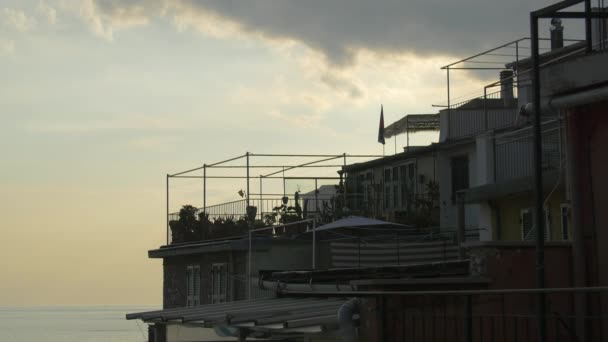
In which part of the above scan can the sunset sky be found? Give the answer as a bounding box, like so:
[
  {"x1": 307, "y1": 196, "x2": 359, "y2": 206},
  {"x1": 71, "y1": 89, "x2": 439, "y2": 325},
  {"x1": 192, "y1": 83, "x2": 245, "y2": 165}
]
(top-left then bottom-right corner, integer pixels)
[{"x1": 0, "y1": 0, "x2": 564, "y2": 306}]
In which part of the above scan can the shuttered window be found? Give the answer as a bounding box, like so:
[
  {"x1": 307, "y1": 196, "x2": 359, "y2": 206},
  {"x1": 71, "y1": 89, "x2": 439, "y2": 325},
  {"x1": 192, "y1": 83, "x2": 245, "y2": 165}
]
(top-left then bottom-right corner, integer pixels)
[
  {"x1": 210, "y1": 263, "x2": 228, "y2": 304},
  {"x1": 521, "y1": 208, "x2": 551, "y2": 241},
  {"x1": 186, "y1": 265, "x2": 200, "y2": 307}
]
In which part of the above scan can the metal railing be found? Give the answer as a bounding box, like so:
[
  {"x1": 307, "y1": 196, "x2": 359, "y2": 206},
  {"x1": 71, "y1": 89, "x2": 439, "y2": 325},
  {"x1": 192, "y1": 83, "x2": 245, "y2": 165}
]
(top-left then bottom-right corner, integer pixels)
[
  {"x1": 494, "y1": 120, "x2": 562, "y2": 183},
  {"x1": 447, "y1": 88, "x2": 519, "y2": 140}
]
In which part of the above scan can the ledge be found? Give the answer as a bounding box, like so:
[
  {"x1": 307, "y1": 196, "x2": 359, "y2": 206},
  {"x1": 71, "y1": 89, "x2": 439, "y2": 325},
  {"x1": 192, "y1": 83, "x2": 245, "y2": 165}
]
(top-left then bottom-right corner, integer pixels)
[{"x1": 350, "y1": 276, "x2": 491, "y2": 287}]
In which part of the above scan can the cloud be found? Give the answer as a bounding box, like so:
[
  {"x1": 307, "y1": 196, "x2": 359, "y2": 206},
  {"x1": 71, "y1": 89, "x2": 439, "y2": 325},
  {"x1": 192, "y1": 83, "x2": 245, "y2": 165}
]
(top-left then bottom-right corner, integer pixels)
[
  {"x1": 38, "y1": 1, "x2": 58, "y2": 25},
  {"x1": 25, "y1": 114, "x2": 192, "y2": 134},
  {"x1": 0, "y1": 39, "x2": 15, "y2": 56},
  {"x1": 79, "y1": 0, "x2": 564, "y2": 64},
  {"x1": 75, "y1": 0, "x2": 165, "y2": 40},
  {"x1": 173, "y1": 0, "x2": 559, "y2": 65},
  {"x1": 1, "y1": 8, "x2": 37, "y2": 32}
]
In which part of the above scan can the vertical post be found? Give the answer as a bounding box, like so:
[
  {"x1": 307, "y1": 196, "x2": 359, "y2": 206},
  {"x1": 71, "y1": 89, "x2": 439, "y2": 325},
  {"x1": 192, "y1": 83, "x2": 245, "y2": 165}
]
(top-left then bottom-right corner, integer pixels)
[
  {"x1": 282, "y1": 167, "x2": 286, "y2": 197},
  {"x1": 457, "y1": 192, "x2": 466, "y2": 260},
  {"x1": 166, "y1": 174, "x2": 170, "y2": 245},
  {"x1": 447, "y1": 67, "x2": 451, "y2": 135},
  {"x1": 246, "y1": 152, "x2": 250, "y2": 207},
  {"x1": 314, "y1": 178, "x2": 319, "y2": 218},
  {"x1": 483, "y1": 86, "x2": 488, "y2": 130},
  {"x1": 515, "y1": 40, "x2": 519, "y2": 73},
  {"x1": 585, "y1": 0, "x2": 592, "y2": 52},
  {"x1": 312, "y1": 220, "x2": 316, "y2": 269},
  {"x1": 259, "y1": 176, "x2": 263, "y2": 221},
  {"x1": 343, "y1": 153, "x2": 347, "y2": 209},
  {"x1": 248, "y1": 229, "x2": 252, "y2": 300},
  {"x1": 203, "y1": 165, "x2": 207, "y2": 213},
  {"x1": 531, "y1": 13, "x2": 547, "y2": 342}
]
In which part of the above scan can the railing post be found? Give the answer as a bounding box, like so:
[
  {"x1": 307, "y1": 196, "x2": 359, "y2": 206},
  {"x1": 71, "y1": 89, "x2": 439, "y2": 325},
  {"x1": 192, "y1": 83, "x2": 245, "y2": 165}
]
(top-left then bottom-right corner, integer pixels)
[
  {"x1": 314, "y1": 178, "x2": 319, "y2": 219},
  {"x1": 259, "y1": 176, "x2": 263, "y2": 221},
  {"x1": 246, "y1": 152, "x2": 250, "y2": 208},
  {"x1": 312, "y1": 220, "x2": 316, "y2": 269},
  {"x1": 483, "y1": 87, "x2": 488, "y2": 131},
  {"x1": 166, "y1": 174, "x2": 170, "y2": 245},
  {"x1": 203, "y1": 164, "x2": 206, "y2": 213}
]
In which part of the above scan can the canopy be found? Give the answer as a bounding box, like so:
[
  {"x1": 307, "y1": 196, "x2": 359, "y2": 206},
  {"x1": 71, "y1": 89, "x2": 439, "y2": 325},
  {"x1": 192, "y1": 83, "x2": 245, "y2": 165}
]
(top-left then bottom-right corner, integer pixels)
[{"x1": 313, "y1": 216, "x2": 410, "y2": 232}]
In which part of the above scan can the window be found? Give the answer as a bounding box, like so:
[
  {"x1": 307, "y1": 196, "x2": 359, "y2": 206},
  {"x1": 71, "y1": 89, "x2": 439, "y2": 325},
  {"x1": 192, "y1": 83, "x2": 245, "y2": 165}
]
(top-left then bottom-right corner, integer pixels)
[
  {"x1": 393, "y1": 185, "x2": 399, "y2": 208},
  {"x1": 210, "y1": 263, "x2": 228, "y2": 304},
  {"x1": 384, "y1": 169, "x2": 391, "y2": 182},
  {"x1": 521, "y1": 208, "x2": 550, "y2": 241},
  {"x1": 186, "y1": 265, "x2": 201, "y2": 307},
  {"x1": 392, "y1": 166, "x2": 399, "y2": 182},
  {"x1": 561, "y1": 204, "x2": 570, "y2": 241},
  {"x1": 451, "y1": 156, "x2": 469, "y2": 202},
  {"x1": 384, "y1": 186, "x2": 391, "y2": 209}
]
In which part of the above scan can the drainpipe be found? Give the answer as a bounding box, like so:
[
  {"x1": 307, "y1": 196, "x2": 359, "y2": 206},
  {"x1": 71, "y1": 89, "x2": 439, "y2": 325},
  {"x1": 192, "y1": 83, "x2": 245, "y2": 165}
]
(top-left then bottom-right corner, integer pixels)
[{"x1": 338, "y1": 298, "x2": 360, "y2": 342}]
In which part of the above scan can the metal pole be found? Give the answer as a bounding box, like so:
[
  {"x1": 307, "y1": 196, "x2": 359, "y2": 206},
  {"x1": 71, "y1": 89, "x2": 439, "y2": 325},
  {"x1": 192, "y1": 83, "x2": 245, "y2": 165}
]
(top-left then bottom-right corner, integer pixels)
[
  {"x1": 282, "y1": 167, "x2": 286, "y2": 197},
  {"x1": 246, "y1": 152, "x2": 250, "y2": 207},
  {"x1": 259, "y1": 176, "x2": 263, "y2": 221},
  {"x1": 447, "y1": 67, "x2": 451, "y2": 135},
  {"x1": 248, "y1": 230, "x2": 252, "y2": 300},
  {"x1": 484, "y1": 86, "x2": 488, "y2": 130},
  {"x1": 315, "y1": 178, "x2": 319, "y2": 219},
  {"x1": 203, "y1": 165, "x2": 206, "y2": 213},
  {"x1": 166, "y1": 174, "x2": 170, "y2": 245},
  {"x1": 343, "y1": 153, "x2": 347, "y2": 209},
  {"x1": 585, "y1": 0, "x2": 592, "y2": 52},
  {"x1": 531, "y1": 13, "x2": 547, "y2": 342},
  {"x1": 312, "y1": 220, "x2": 317, "y2": 269}
]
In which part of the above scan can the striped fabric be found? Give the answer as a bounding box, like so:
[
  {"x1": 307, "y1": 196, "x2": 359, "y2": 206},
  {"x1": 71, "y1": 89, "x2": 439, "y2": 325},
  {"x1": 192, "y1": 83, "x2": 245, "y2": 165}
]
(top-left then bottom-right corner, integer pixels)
[{"x1": 330, "y1": 239, "x2": 459, "y2": 268}]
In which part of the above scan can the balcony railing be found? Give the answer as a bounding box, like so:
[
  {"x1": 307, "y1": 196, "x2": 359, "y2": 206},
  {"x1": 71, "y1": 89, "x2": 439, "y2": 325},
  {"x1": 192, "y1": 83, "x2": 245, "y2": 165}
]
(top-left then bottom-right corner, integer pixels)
[
  {"x1": 494, "y1": 120, "x2": 562, "y2": 183},
  {"x1": 447, "y1": 88, "x2": 519, "y2": 140}
]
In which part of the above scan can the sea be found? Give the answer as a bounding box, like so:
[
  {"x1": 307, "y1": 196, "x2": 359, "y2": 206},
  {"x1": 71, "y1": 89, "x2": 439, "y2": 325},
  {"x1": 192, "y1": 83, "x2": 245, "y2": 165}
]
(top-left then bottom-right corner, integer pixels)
[{"x1": 0, "y1": 306, "x2": 158, "y2": 342}]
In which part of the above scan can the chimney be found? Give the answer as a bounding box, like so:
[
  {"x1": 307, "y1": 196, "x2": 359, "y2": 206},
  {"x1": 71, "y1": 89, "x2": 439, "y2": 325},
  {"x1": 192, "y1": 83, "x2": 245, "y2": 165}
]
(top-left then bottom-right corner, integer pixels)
[
  {"x1": 500, "y1": 70, "x2": 514, "y2": 106},
  {"x1": 550, "y1": 18, "x2": 564, "y2": 50}
]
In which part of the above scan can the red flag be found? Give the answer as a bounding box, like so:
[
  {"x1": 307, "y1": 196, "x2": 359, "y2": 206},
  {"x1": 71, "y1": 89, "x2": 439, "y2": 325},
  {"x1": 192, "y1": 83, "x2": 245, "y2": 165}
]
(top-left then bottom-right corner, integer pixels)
[{"x1": 378, "y1": 105, "x2": 385, "y2": 145}]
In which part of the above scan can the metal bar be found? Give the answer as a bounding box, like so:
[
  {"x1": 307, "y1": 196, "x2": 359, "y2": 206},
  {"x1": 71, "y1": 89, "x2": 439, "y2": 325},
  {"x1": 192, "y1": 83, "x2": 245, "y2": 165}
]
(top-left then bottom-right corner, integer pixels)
[
  {"x1": 203, "y1": 165, "x2": 206, "y2": 213},
  {"x1": 166, "y1": 174, "x2": 170, "y2": 245},
  {"x1": 205, "y1": 164, "x2": 346, "y2": 168},
  {"x1": 441, "y1": 38, "x2": 529, "y2": 69},
  {"x1": 246, "y1": 152, "x2": 250, "y2": 207},
  {"x1": 540, "y1": 10, "x2": 608, "y2": 18},
  {"x1": 259, "y1": 176, "x2": 263, "y2": 221},
  {"x1": 442, "y1": 67, "x2": 510, "y2": 70},
  {"x1": 530, "y1": 11, "x2": 547, "y2": 342},
  {"x1": 484, "y1": 86, "x2": 488, "y2": 130},
  {"x1": 171, "y1": 176, "x2": 342, "y2": 179},
  {"x1": 250, "y1": 153, "x2": 382, "y2": 157},
  {"x1": 586, "y1": 0, "x2": 593, "y2": 53},
  {"x1": 532, "y1": 0, "x2": 582, "y2": 16},
  {"x1": 312, "y1": 220, "x2": 316, "y2": 269},
  {"x1": 262, "y1": 155, "x2": 343, "y2": 177}
]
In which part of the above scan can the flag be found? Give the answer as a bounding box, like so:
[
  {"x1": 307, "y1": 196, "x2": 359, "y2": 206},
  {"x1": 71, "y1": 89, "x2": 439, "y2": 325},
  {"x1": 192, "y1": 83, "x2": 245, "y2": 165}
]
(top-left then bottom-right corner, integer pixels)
[{"x1": 378, "y1": 105, "x2": 385, "y2": 145}]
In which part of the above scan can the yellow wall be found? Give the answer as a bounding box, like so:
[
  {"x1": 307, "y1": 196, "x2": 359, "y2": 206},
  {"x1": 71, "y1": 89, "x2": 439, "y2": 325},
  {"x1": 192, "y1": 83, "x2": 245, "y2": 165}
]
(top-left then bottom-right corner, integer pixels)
[{"x1": 494, "y1": 191, "x2": 567, "y2": 241}]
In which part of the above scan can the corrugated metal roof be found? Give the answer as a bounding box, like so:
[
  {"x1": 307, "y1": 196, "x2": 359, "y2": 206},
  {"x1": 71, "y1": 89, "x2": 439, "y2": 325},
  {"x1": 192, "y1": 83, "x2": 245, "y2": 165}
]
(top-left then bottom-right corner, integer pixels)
[{"x1": 127, "y1": 297, "x2": 347, "y2": 334}]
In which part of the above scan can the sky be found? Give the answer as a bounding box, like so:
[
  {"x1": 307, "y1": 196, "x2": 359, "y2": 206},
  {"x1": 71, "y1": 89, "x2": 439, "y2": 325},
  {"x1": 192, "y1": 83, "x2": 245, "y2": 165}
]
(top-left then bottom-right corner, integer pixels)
[{"x1": 0, "y1": 0, "x2": 566, "y2": 306}]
